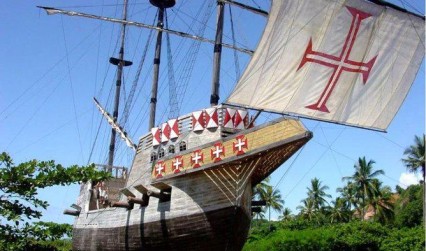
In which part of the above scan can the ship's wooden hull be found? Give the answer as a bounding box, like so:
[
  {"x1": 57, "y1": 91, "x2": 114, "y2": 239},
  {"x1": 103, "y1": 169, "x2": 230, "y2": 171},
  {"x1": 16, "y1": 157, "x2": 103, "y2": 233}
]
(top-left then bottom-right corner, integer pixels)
[
  {"x1": 70, "y1": 118, "x2": 312, "y2": 250},
  {"x1": 73, "y1": 206, "x2": 250, "y2": 251}
]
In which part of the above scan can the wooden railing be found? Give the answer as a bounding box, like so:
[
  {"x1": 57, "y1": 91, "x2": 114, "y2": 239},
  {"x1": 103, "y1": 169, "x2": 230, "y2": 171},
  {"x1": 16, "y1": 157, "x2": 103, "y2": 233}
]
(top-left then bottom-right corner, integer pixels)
[{"x1": 95, "y1": 164, "x2": 128, "y2": 179}]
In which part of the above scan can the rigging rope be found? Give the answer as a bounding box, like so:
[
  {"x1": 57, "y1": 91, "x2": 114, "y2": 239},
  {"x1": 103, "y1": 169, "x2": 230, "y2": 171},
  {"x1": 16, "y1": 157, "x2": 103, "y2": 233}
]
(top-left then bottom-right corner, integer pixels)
[
  {"x1": 61, "y1": 16, "x2": 85, "y2": 162},
  {"x1": 228, "y1": 5, "x2": 241, "y2": 81},
  {"x1": 165, "y1": 11, "x2": 180, "y2": 118},
  {"x1": 173, "y1": 1, "x2": 214, "y2": 111},
  {"x1": 119, "y1": 20, "x2": 155, "y2": 127}
]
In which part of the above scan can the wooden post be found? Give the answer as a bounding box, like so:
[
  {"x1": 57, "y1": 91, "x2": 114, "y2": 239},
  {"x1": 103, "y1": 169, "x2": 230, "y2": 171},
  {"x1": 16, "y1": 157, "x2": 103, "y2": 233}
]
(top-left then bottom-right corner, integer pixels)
[
  {"x1": 64, "y1": 209, "x2": 80, "y2": 216},
  {"x1": 128, "y1": 195, "x2": 149, "y2": 207},
  {"x1": 210, "y1": 0, "x2": 225, "y2": 106},
  {"x1": 111, "y1": 201, "x2": 134, "y2": 210},
  {"x1": 148, "y1": 7, "x2": 165, "y2": 130},
  {"x1": 147, "y1": 190, "x2": 170, "y2": 202},
  {"x1": 108, "y1": 0, "x2": 132, "y2": 168}
]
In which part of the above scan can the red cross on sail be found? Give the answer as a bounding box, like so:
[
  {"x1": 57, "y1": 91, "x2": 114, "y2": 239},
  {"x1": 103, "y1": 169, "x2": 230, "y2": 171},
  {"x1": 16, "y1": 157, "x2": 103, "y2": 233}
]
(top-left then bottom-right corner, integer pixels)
[
  {"x1": 233, "y1": 135, "x2": 248, "y2": 155},
  {"x1": 151, "y1": 127, "x2": 161, "y2": 146},
  {"x1": 172, "y1": 155, "x2": 183, "y2": 173},
  {"x1": 192, "y1": 110, "x2": 205, "y2": 131},
  {"x1": 297, "y1": 6, "x2": 377, "y2": 113},
  {"x1": 191, "y1": 150, "x2": 203, "y2": 168},
  {"x1": 211, "y1": 142, "x2": 225, "y2": 162},
  {"x1": 226, "y1": 0, "x2": 424, "y2": 131},
  {"x1": 205, "y1": 107, "x2": 219, "y2": 129}
]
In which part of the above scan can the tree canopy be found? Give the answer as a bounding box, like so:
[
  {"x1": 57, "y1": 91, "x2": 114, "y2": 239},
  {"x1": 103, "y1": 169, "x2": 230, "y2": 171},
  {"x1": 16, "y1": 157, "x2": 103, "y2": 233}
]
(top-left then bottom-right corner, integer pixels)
[{"x1": 0, "y1": 152, "x2": 111, "y2": 250}]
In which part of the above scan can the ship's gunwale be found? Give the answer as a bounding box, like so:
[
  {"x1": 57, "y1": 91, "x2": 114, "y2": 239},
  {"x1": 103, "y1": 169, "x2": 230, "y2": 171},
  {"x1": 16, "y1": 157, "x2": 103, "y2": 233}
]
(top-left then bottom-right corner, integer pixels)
[{"x1": 152, "y1": 117, "x2": 311, "y2": 183}]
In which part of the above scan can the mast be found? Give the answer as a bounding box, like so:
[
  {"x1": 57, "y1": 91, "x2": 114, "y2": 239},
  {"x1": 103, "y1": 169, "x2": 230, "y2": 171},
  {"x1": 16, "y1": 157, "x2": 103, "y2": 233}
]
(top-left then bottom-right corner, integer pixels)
[
  {"x1": 108, "y1": 0, "x2": 132, "y2": 167},
  {"x1": 148, "y1": 8, "x2": 165, "y2": 130},
  {"x1": 210, "y1": 0, "x2": 225, "y2": 106},
  {"x1": 148, "y1": 0, "x2": 176, "y2": 130}
]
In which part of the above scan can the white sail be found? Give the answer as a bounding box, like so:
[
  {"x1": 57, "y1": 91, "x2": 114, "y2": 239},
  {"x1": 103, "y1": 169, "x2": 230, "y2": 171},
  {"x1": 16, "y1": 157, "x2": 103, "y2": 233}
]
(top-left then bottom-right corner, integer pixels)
[{"x1": 226, "y1": 0, "x2": 425, "y2": 131}]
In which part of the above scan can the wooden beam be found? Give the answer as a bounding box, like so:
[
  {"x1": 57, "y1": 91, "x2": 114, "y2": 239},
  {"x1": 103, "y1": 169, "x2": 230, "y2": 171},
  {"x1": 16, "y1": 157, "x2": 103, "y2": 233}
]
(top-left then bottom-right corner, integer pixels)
[
  {"x1": 71, "y1": 203, "x2": 82, "y2": 211},
  {"x1": 147, "y1": 190, "x2": 171, "y2": 202},
  {"x1": 151, "y1": 182, "x2": 171, "y2": 190},
  {"x1": 251, "y1": 200, "x2": 266, "y2": 206},
  {"x1": 63, "y1": 209, "x2": 80, "y2": 216},
  {"x1": 128, "y1": 195, "x2": 149, "y2": 207},
  {"x1": 120, "y1": 188, "x2": 136, "y2": 197},
  {"x1": 111, "y1": 201, "x2": 134, "y2": 210},
  {"x1": 251, "y1": 207, "x2": 262, "y2": 213},
  {"x1": 134, "y1": 184, "x2": 148, "y2": 194}
]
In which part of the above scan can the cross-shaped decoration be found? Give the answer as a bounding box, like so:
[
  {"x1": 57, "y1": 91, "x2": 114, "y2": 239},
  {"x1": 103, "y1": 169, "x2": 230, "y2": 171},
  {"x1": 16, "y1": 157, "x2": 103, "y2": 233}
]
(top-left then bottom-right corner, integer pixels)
[
  {"x1": 211, "y1": 142, "x2": 225, "y2": 162},
  {"x1": 191, "y1": 150, "x2": 203, "y2": 168},
  {"x1": 155, "y1": 161, "x2": 165, "y2": 178},
  {"x1": 233, "y1": 135, "x2": 248, "y2": 156},
  {"x1": 172, "y1": 156, "x2": 183, "y2": 173},
  {"x1": 297, "y1": 6, "x2": 377, "y2": 113}
]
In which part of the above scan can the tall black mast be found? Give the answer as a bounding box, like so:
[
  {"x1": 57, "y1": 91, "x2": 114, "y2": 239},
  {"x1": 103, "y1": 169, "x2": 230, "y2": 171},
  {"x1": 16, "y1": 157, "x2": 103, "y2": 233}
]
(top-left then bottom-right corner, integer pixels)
[
  {"x1": 108, "y1": 0, "x2": 132, "y2": 167},
  {"x1": 148, "y1": 0, "x2": 176, "y2": 130},
  {"x1": 210, "y1": 0, "x2": 225, "y2": 106}
]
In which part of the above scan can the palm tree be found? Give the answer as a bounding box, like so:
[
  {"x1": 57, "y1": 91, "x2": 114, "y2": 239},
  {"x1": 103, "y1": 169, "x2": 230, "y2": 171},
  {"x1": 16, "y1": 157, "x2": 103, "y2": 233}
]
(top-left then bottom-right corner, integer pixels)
[
  {"x1": 297, "y1": 198, "x2": 315, "y2": 221},
  {"x1": 307, "y1": 178, "x2": 331, "y2": 211},
  {"x1": 329, "y1": 197, "x2": 351, "y2": 223},
  {"x1": 263, "y1": 186, "x2": 284, "y2": 222},
  {"x1": 253, "y1": 176, "x2": 271, "y2": 201},
  {"x1": 402, "y1": 134, "x2": 425, "y2": 180},
  {"x1": 279, "y1": 207, "x2": 293, "y2": 222},
  {"x1": 369, "y1": 180, "x2": 394, "y2": 224},
  {"x1": 343, "y1": 157, "x2": 384, "y2": 220},
  {"x1": 337, "y1": 182, "x2": 359, "y2": 211},
  {"x1": 402, "y1": 134, "x2": 425, "y2": 224},
  {"x1": 252, "y1": 207, "x2": 266, "y2": 221}
]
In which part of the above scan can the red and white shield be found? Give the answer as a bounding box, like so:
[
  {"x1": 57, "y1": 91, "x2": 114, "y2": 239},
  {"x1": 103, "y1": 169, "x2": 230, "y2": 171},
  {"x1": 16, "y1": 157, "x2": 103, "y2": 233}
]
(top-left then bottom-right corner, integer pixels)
[
  {"x1": 205, "y1": 107, "x2": 219, "y2": 129},
  {"x1": 192, "y1": 110, "x2": 205, "y2": 131},
  {"x1": 161, "y1": 122, "x2": 171, "y2": 143},
  {"x1": 223, "y1": 108, "x2": 236, "y2": 128},
  {"x1": 234, "y1": 110, "x2": 248, "y2": 129},
  {"x1": 168, "y1": 119, "x2": 179, "y2": 139},
  {"x1": 233, "y1": 135, "x2": 248, "y2": 156},
  {"x1": 191, "y1": 150, "x2": 203, "y2": 168},
  {"x1": 172, "y1": 155, "x2": 183, "y2": 173},
  {"x1": 151, "y1": 127, "x2": 161, "y2": 146},
  {"x1": 155, "y1": 161, "x2": 165, "y2": 178},
  {"x1": 211, "y1": 142, "x2": 225, "y2": 162}
]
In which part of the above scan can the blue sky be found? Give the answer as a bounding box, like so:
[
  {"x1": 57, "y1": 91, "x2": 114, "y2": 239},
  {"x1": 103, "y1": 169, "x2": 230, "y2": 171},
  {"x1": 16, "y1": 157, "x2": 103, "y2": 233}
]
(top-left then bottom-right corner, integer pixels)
[{"x1": 0, "y1": 0, "x2": 424, "y2": 223}]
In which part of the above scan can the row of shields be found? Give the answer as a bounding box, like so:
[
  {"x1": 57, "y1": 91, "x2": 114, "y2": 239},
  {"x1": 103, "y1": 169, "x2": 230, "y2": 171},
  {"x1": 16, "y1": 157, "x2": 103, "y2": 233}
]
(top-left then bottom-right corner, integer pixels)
[{"x1": 155, "y1": 135, "x2": 248, "y2": 178}]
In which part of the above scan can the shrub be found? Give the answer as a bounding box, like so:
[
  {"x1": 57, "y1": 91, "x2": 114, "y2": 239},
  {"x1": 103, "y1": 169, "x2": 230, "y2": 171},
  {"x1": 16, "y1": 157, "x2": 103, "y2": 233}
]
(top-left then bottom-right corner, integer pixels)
[{"x1": 380, "y1": 227, "x2": 425, "y2": 251}]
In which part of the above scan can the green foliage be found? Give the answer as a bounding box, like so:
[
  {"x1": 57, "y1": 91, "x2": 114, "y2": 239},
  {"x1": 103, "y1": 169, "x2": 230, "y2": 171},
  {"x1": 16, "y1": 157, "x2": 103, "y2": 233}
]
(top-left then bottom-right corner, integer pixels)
[
  {"x1": 380, "y1": 226, "x2": 425, "y2": 251},
  {"x1": 245, "y1": 137, "x2": 424, "y2": 251},
  {"x1": 402, "y1": 134, "x2": 425, "y2": 179},
  {"x1": 244, "y1": 227, "x2": 336, "y2": 251},
  {"x1": 253, "y1": 177, "x2": 284, "y2": 221},
  {"x1": 342, "y1": 157, "x2": 385, "y2": 220},
  {"x1": 394, "y1": 184, "x2": 424, "y2": 227},
  {"x1": 306, "y1": 178, "x2": 331, "y2": 211},
  {"x1": 246, "y1": 184, "x2": 423, "y2": 251},
  {"x1": 331, "y1": 221, "x2": 388, "y2": 251},
  {"x1": 0, "y1": 152, "x2": 111, "y2": 250},
  {"x1": 245, "y1": 221, "x2": 424, "y2": 251},
  {"x1": 1, "y1": 237, "x2": 72, "y2": 251}
]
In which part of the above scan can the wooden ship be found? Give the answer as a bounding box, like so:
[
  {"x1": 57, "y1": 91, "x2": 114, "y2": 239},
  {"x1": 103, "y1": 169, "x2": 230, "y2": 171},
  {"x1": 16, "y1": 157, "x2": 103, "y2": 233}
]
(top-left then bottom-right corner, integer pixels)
[{"x1": 39, "y1": 0, "x2": 424, "y2": 250}]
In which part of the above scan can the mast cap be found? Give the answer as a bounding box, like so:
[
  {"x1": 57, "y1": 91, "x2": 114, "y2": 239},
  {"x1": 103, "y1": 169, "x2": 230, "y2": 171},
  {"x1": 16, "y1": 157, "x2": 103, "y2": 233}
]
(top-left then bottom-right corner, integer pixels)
[{"x1": 149, "y1": 0, "x2": 175, "y2": 8}]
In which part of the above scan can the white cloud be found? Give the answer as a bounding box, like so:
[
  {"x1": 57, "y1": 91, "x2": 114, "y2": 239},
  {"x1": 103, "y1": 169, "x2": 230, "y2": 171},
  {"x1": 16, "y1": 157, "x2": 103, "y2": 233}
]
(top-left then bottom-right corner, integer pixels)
[{"x1": 399, "y1": 172, "x2": 422, "y2": 188}]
